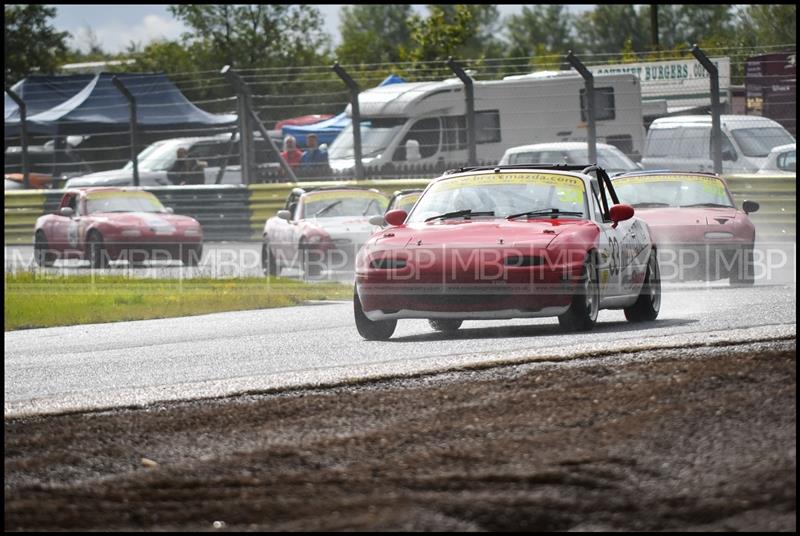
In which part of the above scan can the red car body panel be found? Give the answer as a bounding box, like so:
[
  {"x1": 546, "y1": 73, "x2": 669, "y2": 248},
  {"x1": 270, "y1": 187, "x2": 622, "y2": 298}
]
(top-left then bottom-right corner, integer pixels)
[{"x1": 34, "y1": 188, "x2": 203, "y2": 261}]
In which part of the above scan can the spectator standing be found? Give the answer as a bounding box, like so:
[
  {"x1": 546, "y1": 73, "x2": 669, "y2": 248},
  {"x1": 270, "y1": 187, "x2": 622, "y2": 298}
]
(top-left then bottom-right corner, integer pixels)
[
  {"x1": 281, "y1": 135, "x2": 303, "y2": 170},
  {"x1": 300, "y1": 133, "x2": 330, "y2": 176},
  {"x1": 169, "y1": 147, "x2": 205, "y2": 185}
]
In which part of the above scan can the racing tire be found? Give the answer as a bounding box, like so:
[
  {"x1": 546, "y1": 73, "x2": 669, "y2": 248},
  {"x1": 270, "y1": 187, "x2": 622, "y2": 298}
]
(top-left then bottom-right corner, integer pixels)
[
  {"x1": 428, "y1": 319, "x2": 463, "y2": 333},
  {"x1": 624, "y1": 250, "x2": 661, "y2": 323},
  {"x1": 354, "y1": 289, "x2": 396, "y2": 341},
  {"x1": 300, "y1": 239, "x2": 323, "y2": 280},
  {"x1": 181, "y1": 245, "x2": 203, "y2": 267},
  {"x1": 87, "y1": 231, "x2": 109, "y2": 269},
  {"x1": 34, "y1": 232, "x2": 56, "y2": 267},
  {"x1": 729, "y1": 245, "x2": 755, "y2": 287},
  {"x1": 558, "y1": 253, "x2": 600, "y2": 332},
  {"x1": 262, "y1": 243, "x2": 278, "y2": 276}
]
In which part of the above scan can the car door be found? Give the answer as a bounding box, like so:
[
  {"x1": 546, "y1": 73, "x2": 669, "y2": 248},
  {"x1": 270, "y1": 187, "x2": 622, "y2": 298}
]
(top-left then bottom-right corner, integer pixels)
[
  {"x1": 271, "y1": 193, "x2": 300, "y2": 266},
  {"x1": 49, "y1": 193, "x2": 78, "y2": 254},
  {"x1": 590, "y1": 183, "x2": 622, "y2": 297}
]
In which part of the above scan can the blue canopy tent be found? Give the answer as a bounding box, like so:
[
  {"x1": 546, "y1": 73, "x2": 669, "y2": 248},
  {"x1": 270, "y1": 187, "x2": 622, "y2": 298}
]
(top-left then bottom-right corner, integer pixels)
[
  {"x1": 281, "y1": 74, "x2": 406, "y2": 148},
  {"x1": 4, "y1": 74, "x2": 96, "y2": 138},
  {"x1": 21, "y1": 72, "x2": 236, "y2": 136}
]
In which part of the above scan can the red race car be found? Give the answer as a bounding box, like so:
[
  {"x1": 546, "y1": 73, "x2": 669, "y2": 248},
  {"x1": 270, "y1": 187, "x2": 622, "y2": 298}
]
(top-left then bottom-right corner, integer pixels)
[
  {"x1": 611, "y1": 171, "x2": 758, "y2": 285},
  {"x1": 34, "y1": 188, "x2": 203, "y2": 268},
  {"x1": 354, "y1": 164, "x2": 661, "y2": 340}
]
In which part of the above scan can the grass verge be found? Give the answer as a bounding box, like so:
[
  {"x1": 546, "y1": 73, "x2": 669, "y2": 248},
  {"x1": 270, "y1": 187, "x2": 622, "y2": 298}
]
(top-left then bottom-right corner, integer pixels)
[{"x1": 4, "y1": 272, "x2": 351, "y2": 331}]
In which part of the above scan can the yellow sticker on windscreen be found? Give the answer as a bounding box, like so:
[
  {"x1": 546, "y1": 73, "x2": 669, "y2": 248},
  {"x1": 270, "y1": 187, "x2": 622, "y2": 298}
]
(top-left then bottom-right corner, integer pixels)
[
  {"x1": 86, "y1": 190, "x2": 155, "y2": 200},
  {"x1": 435, "y1": 172, "x2": 585, "y2": 192},
  {"x1": 304, "y1": 190, "x2": 386, "y2": 203}
]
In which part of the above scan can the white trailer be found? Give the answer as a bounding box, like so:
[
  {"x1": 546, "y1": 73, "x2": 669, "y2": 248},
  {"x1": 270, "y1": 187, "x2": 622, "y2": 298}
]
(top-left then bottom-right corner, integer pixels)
[{"x1": 328, "y1": 71, "x2": 645, "y2": 172}]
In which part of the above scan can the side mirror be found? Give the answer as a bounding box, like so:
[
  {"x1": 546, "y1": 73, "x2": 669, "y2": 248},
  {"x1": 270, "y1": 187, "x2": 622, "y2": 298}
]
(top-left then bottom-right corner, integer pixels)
[
  {"x1": 384, "y1": 209, "x2": 407, "y2": 227},
  {"x1": 369, "y1": 214, "x2": 386, "y2": 227},
  {"x1": 742, "y1": 200, "x2": 759, "y2": 214},
  {"x1": 59, "y1": 207, "x2": 74, "y2": 218},
  {"x1": 609, "y1": 204, "x2": 634, "y2": 228},
  {"x1": 277, "y1": 209, "x2": 292, "y2": 221},
  {"x1": 165, "y1": 206, "x2": 174, "y2": 214}
]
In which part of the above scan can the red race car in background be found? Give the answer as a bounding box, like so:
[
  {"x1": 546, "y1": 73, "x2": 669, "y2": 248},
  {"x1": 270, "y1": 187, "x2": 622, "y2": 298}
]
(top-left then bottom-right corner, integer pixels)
[
  {"x1": 354, "y1": 165, "x2": 661, "y2": 340},
  {"x1": 611, "y1": 171, "x2": 759, "y2": 286},
  {"x1": 262, "y1": 186, "x2": 388, "y2": 278},
  {"x1": 34, "y1": 188, "x2": 203, "y2": 268}
]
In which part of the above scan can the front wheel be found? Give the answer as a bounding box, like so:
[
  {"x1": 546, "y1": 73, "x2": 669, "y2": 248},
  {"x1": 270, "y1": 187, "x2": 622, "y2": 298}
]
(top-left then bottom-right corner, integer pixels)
[
  {"x1": 262, "y1": 243, "x2": 278, "y2": 276},
  {"x1": 558, "y1": 253, "x2": 600, "y2": 332},
  {"x1": 300, "y1": 239, "x2": 323, "y2": 280},
  {"x1": 34, "y1": 232, "x2": 56, "y2": 267},
  {"x1": 624, "y1": 250, "x2": 661, "y2": 322},
  {"x1": 729, "y1": 245, "x2": 755, "y2": 287},
  {"x1": 87, "y1": 231, "x2": 109, "y2": 269},
  {"x1": 181, "y1": 244, "x2": 203, "y2": 267},
  {"x1": 354, "y1": 289, "x2": 396, "y2": 340}
]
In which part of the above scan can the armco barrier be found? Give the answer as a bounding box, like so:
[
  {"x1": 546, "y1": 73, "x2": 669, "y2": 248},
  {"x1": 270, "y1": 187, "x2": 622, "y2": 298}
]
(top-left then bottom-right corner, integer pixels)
[{"x1": 4, "y1": 175, "x2": 795, "y2": 244}]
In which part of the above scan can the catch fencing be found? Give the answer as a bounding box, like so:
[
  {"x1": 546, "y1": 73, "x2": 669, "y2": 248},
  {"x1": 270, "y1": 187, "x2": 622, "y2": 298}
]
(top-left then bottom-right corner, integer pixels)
[{"x1": 5, "y1": 44, "x2": 796, "y2": 187}]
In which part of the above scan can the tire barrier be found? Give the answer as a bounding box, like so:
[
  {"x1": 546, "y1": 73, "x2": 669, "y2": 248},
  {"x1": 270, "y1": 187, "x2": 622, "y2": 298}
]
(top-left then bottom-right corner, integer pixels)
[{"x1": 5, "y1": 175, "x2": 795, "y2": 244}]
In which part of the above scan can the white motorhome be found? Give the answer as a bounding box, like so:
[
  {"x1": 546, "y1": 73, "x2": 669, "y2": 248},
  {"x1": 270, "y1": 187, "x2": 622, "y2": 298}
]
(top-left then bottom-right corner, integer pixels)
[{"x1": 328, "y1": 71, "x2": 645, "y2": 172}]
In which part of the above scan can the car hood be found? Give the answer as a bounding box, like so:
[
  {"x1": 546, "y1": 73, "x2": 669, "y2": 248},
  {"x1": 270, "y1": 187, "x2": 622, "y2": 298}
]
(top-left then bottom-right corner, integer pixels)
[
  {"x1": 633, "y1": 207, "x2": 748, "y2": 244},
  {"x1": 308, "y1": 216, "x2": 378, "y2": 237},
  {"x1": 371, "y1": 218, "x2": 589, "y2": 250},
  {"x1": 633, "y1": 207, "x2": 739, "y2": 226},
  {"x1": 92, "y1": 211, "x2": 199, "y2": 228}
]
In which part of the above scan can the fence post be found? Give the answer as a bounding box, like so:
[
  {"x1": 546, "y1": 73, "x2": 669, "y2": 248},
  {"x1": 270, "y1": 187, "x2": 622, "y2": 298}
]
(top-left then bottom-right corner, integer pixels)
[
  {"x1": 333, "y1": 62, "x2": 364, "y2": 180},
  {"x1": 221, "y1": 66, "x2": 254, "y2": 184},
  {"x1": 566, "y1": 51, "x2": 597, "y2": 166},
  {"x1": 691, "y1": 44, "x2": 722, "y2": 175},
  {"x1": 111, "y1": 76, "x2": 139, "y2": 187},
  {"x1": 446, "y1": 57, "x2": 477, "y2": 167},
  {"x1": 5, "y1": 88, "x2": 30, "y2": 189},
  {"x1": 221, "y1": 65, "x2": 297, "y2": 183}
]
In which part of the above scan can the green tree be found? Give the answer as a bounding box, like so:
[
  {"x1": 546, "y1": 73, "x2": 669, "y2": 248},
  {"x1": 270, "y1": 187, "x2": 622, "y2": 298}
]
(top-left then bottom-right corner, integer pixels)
[
  {"x1": 433, "y1": 5, "x2": 507, "y2": 60},
  {"x1": 736, "y1": 4, "x2": 796, "y2": 47},
  {"x1": 336, "y1": 5, "x2": 413, "y2": 65},
  {"x1": 169, "y1": 5, "x2": 332, "y2": 70},
  {"x1": 5, "y1": 4, "x2": 71, "y2": 84},
  {"x1": 575, "y1": 5, "x2": 649, "y2": 56},
  {"x1": 505, "y1": 5, "x2": 576, "y2": 59}
]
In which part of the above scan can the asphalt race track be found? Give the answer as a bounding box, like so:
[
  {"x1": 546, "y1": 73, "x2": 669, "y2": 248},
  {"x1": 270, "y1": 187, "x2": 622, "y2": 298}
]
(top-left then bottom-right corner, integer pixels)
[{"x1": 5, "y1": 283, "x2": 796, "y2": 417}]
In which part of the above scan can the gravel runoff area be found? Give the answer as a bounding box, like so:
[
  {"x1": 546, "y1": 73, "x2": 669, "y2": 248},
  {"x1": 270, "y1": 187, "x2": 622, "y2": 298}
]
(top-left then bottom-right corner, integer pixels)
[{"x1": 4, "y1": 339, "x2": 796, "y2": 531}]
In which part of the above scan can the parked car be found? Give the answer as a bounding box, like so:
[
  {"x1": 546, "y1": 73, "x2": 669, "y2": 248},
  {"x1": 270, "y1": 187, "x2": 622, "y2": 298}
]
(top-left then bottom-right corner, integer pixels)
[
  {"x1": 498, "y1": 142, "x2": 641, "y2": 174},
  {"x1": 611, "y1": 171, "x2": 758, "y2": 285},
  {"x1": 641, "y1": 115, "x2": 795, "y2": 174},
  {"x1": 756, "y1": 143, "x2": 796, "y2": 175},
  {"x1": 5, "y1": 140, "x2": 92, "y2": 189},
  {"x1": 386, "y1": 189, "x2": 423, "y2": 213},
  {"x1": 262, "y1": 186, "x2": 389, "y2": 278},
  {"x1": 63, "y1": 132, "x2": 283, "y2": 188},
  {"x1": 354, "y1": 164, "x2": 660, "y2": 340},
  {"x1": 34, "y1": 188, "x2": 203, "y2": 268}
]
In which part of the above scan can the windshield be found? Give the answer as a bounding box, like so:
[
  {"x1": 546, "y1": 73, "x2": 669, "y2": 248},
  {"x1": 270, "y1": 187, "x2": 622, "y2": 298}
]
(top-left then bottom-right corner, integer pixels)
[
  {"x1": 391, "y1": 193, "x2": 421, "y2": 212},
  {"x1": 302, "y1": 191, "x2": 388, "y2": 219},
  {"x1": 613, "y1": 174, "x2": 734, "y2": 208},
  {"x1": 86, "y1": 191, "x2": 167, "y2": 214},
  {"x1": 730, "y1": 127, "x2": 795, "y2": 157},
  {"x1": 509, "y1": 147, "x2": 637, "y2": 172},
  {"x1": 407, "y1": 172, "x2": 588, "y2": 224},
  {"x1": 328, "y1": 118, "x2": 405, "y2": 160},
  {"x1": 123, "y1": 141, "x2": 185, "y2": 172}
]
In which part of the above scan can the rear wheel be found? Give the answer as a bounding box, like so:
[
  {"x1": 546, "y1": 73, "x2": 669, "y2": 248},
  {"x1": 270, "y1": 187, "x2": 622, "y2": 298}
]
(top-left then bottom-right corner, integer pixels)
[
  {"x1": 624, "y1": 250, "x2": 661, "y2": 322},
  {"x1": 34, "y1": 231, "x2": 56, "y2": 267},
  {"x1": 87, "y1": 231, "x2": 109, "y2": 269},
  {"x1": 558, "y1": 253, "x2": 600, "y2": 332},
  {"x1": 354, "y1": 289, "x2": 396, "y2": 340},
  {"x1": 428, "y1": 319, "x2": 463, "y2": 333}
]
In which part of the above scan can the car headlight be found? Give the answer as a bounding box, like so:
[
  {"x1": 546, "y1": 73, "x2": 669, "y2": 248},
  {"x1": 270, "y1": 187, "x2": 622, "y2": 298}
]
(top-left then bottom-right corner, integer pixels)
[
  {"x1": 121, "y1": 229, "x2": 142, "y2": 237},
  {"x1": 184, "y1": 228, "x2": 201, "y2": 236},
  {"x1": 306, "y1": 235, "x2": 324, "y2": 244}
]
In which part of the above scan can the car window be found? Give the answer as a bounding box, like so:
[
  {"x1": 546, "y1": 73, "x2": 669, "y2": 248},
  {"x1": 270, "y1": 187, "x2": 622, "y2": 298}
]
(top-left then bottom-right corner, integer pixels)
[
  {"x1": 678, "y1": 127, "x2": 710, "y2": 158},
  {"x1": 644, "y1": 127, "x2": 679, "y2": 157},
  {"x1": 730, "y1": 127, "x2": 795, "y2": 157},
  {"x1": 777, "y1": 149, "x2": 796, "y2": 171},
  {"x1": 613, "y1": 174, "x2": 733, "y2": 208}
]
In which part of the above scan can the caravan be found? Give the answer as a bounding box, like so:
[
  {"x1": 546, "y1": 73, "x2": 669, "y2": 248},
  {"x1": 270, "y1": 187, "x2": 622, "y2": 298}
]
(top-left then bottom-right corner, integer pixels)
[{"x1": 328, "y1": 71, "x2": 645, "y2": 172}]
